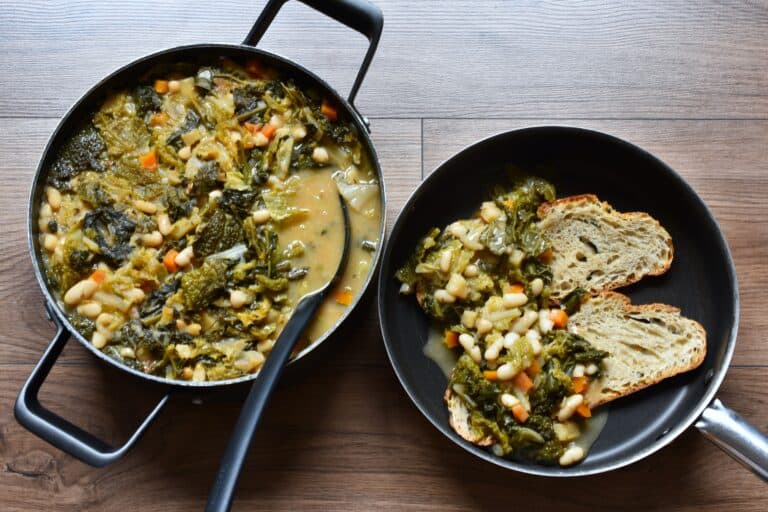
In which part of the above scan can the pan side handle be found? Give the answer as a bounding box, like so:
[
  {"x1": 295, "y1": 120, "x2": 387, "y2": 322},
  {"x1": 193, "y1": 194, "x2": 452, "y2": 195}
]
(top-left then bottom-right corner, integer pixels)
[
  {"x1": 14, "y1": 323, "x2": 169, "y2": 467},
  {"x1": 695, "y1": 399, "x2": 768, "y2": 481},
  {"x1": 243, "y1": 0, "x2": 383, "y2": 106}
]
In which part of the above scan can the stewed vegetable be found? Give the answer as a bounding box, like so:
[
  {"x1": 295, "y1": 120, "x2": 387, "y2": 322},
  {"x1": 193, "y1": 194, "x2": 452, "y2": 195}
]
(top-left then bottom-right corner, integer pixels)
[{"x1": 38, "y1": 59, "x2": 381, "y2": 381}]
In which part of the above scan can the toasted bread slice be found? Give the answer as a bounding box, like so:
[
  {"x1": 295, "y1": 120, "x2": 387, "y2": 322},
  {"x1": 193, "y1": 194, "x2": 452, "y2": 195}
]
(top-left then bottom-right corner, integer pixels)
[
  {"x1": 537, "y1": 195, "x2": 673, "y2": 301},
  {"x1": 568, "y1": 292, "x2": 707, "y2": 408},
  {"x1": 444, "y1": 388, "x2": 493, "y2": 446}
]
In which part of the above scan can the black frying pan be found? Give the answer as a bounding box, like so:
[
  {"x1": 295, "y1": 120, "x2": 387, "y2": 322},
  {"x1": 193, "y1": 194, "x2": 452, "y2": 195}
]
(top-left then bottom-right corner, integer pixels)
[
  {"x1": 378, "y1": 127, "x2": 768, "y2": 479},
  {"x1": 15, "y1": 0, "x2": 385, "y2": 469}
]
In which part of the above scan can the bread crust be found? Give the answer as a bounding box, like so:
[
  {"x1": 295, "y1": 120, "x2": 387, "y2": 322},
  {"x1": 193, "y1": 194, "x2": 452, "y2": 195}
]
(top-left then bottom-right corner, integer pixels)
[{"x1": 444, "y1": 387, "x2": 493, "y2": 446}]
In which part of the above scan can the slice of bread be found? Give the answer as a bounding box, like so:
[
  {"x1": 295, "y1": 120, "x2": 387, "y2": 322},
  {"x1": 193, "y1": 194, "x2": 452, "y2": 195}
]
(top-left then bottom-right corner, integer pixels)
[
  {"x1": 537, "y1": 195, "x2": 673, "y2": 301},
  {"x1": 568, "y1": 292, "x2": 706, "y2": 408},
  {"x1": 444, "y1": 388, "x2": 493, "y2": 446}
]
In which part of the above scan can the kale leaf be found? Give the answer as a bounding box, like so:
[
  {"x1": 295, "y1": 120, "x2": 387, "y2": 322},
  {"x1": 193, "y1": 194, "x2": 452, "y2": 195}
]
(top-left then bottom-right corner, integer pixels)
[
  {"x1": 165, "y1": 109, "x2": 200, "y2": 149},
  {"x1": 181, "y1": 259, "x2": 228, "y2": 310},
  {"x1": 83, "y1": 207, "x2": 137, "y2": 266},
  {"x1": 193, "y1": 209, "x2": 243, "y2": 258},
  {"x1": 48, "y1": 125, "x2": 107, "y2": 190}
]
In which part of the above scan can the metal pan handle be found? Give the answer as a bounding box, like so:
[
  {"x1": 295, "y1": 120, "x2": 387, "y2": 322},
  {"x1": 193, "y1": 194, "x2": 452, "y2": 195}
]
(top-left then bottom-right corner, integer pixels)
[
  {"x1": 243, "y1": 0, "x2": 383, "y2": 105},
  {"x1": 695, "y1": 399, "x2": 768, "y2": 481},
  {"x1": 14, "y1": 322, "x2": 169, "y2": 467}
]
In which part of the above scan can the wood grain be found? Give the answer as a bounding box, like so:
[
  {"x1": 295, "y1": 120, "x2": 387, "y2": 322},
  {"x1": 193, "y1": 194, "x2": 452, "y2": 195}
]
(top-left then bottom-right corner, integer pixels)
[
  {"x1": 424, "y1": 119, "x2": 768, "y2": 366},
  {"x1": 1, "y1": 0, "x2": 767, "y2": 510},
  {"x1": 0, "y1": 0, "x2": 767, "y2": 119}
]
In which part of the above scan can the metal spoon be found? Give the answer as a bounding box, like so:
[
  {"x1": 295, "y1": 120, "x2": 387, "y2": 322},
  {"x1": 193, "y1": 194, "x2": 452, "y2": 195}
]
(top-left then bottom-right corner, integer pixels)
[{"x1": 206, "y1": 194, "x2": 351, "y2": 512}]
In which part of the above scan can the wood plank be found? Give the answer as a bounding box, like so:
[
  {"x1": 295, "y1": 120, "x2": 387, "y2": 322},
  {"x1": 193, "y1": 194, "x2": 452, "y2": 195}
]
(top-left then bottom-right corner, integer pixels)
[
  {"x1": 0, "y1": 118, "x2": 421, "y2": 365},
  {"x1": 422, "y1": 119, "x2": 768, "y2": 366},
  {"x1": 1, "y1": 0, "x2": 766, "y2": 119},
  {"x1": 0, "y1": 363, "x2": 765, "y2": 511}
]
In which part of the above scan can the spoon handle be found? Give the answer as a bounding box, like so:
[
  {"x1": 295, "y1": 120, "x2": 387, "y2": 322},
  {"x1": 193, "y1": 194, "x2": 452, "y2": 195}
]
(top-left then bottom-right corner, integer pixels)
[{"x1": 205, "y1": 291, "x2": 325, "y2": 512}]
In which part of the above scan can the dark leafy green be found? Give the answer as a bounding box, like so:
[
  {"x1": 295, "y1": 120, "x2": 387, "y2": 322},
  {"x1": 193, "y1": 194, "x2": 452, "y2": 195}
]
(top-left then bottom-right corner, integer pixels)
[
  {"x1": 193, "y1": 210, "x2": 242, "y2": 258},
  {"x1": 83, "y1": 207, "x2": 137, "y2": 266},
  {"x1": 48, "y1": 125, "x2": 106, "y2": 190},
  {"x1": 181, "y1": 259, "x2": 228, "y2": 310}
]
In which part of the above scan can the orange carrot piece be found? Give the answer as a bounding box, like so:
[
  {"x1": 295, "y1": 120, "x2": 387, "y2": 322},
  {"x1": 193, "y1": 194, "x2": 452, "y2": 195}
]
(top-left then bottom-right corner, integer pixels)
[
  {"x1": 149, "y1": 112, "x2": 170, "y2": 127},
  {"x1": 321, "y1": 100, "x2": 338, "y2": 121},
  {"x1": 550, "y1": 308, "x2": 569, "y2": 329},
  {"x1": 443, "y1": 330, "x2": 459, "y2": 349},
  {"x1": 513, "y1": 371, "x2": 534, "y2": 393},
  {"x1": 334, "y1": 289, "x2": 353, "y2": 306},
  {"x1": 244, "y1": 122, "x2": 262, "y2": 134},
  {"x1": 576, "y1": 403, "x2": 592, "y2": 418},
  {"x1": 139, "y1": 149, "x2": 158, "y2": 171},
  {"x1": 505, "y1": 283, "x2": 525, "y2": 294},
  {"x1": 260, "y1": 123, "x2": 277, "y2": 139},
  {"x1": 154, "y1": 80, "x2": 169, "y2": 94},
  {"x1": 539, "y1": 247, "x2": 553, "y2": 262},
  {"x1": 483, "y1": 370, "x2": 498, "y2": 381},
  {"x1": 89, "y1": 269, "x2": 106, "y2": 285},
  {"x1": 163, "y1": 250, "x2": 179, "y2": 273},
  {"x1": 571, "y1": 376, "x2": 588, "y2": 394},
  {"x1": 511, "y1": 403, "x2": 529, "y2": 423},
  {"x1": 526, "y1": 359, "x2": 541, "y2": 377}
]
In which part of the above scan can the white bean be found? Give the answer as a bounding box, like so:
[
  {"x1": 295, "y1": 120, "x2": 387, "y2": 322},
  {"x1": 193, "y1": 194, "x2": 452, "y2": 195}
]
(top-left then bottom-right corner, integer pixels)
[
  {"x1": 43, "y1": 234, "x2": 58, "y2": 252},
  {"x1": 119, "y1": 347, "x2": 136, "y2": 359},
  {"x1": 174, "y1": 246, "x2": 194, "y2": 267},
  {"x1": 252, "y1": 209, "x2": 271, "y2": 224},
  {"x1": 434, "y1": 289, "x2": 455, "y2": 303},
  {"x1": 538, "y1": 309, "x2": 554, "y2": 334},
  {"x1": 92, "y1": 331, "x2": 109, "y2": 349},
  {"x1": 557, "y1": 394, "x2": 584, "y2": 422},
  {"x1": 447, "y1": 222, "x2": 467, "y2": 238},
  {"x1": 463, "y1": 264, "x2": 479, "y2": 278},
  {"x1": 230, "y1": 290, "x2": 251, "y2": 309},
  {"x1": 291, "y1": 124, "x2": 307, "y2": 141},
  {"x1": 46, "y1": 186, "x2": 62, "y2": 211},
  {"x1": 141, "y1": 231, "x2": 164, "y2": 247},
  {"x1": 63, "y1": 279, "x2": 98, "y2": 305},
  {"x1": 476, "y1": 317, "x2": 493, "y2": 335},
  {"x1": 572, "y1": 364, "x2": 586, "y2": 378},
  {"x1": 445, "y1": 273, "x2": 468, "y2": 299},
  {"x1": 157, "y1": 213, "x2": 173, "y2": 236},
  {"x1": 484, "y1": 335, "x2": 504, "y2": 361},
  {"x1": 168, "y1": 80, "x2": 181, "y2": 92},
  {"x1": 559, "y1": 445, "x2": 585, "y2": 466},
  {"x1": 469, "y1": 345, "x2": 482, "y2": 363},
  {"x1": 525, "y1": 329, "x2": 542, "y2": 356},
  {"x1": 178, "y1": 146, "x2": 192, "y2": 160},
  {"x1": 439, "y1": 250, "x2": 452, "y2": 272},
  {"x1": 512, "y1": 310, "x2": 539, "y2": 334},
  {"x1": 501, "y1": 393, "x2": 520, "y2": 409},
  {"x1": 312, "y1": 146, "x2": 330, "y2": 164},
  {"x1": 40, "y1": 203, "x2": 53, "y2": 218},
  {"x1": 124, "y1": 288, "x2": 146, "y2": 305},
  {"x1": 503, "y1": 331, "x2": 520, "y2": 349},
  {"x1": 509, "y1": 249, "x2": 525, "y2": 268},
  {"x1": 461, "y1": 310, "x2": 477, "y2": 329},
  {"x1": 502, "y1": 292, "x2": 528, "y2": 308},
  {"x1": 530, "y1": 278, "x2": 544, "y2": 297},
  {"x1": 95, "y1": 312, "x2": 115, "y2": 332},
  {"x1": 586, "y1": 363, "x2": 599, "y2": 375},
  {"x1": 496, "y1": 363, "x2": 517, "y2": 381},
  {"x1": 185, "y1": 323, "x2": 202, "y2": 336},
  {"x1": 77, "y1": 301, "x2": 102, "y2": 319},
  {"x1": 133, "y1": 199, "x2": 157, "y2": 214},
  {"x1": 458, "y1": 333, "x2": 475, "y2": 352}
]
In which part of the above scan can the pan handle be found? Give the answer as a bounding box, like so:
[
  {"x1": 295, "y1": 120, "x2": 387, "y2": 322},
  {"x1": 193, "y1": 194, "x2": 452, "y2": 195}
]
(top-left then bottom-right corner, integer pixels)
[
  {"x1": 243, "y1": 0, "x2": 383, "y2": 105},
  {"x1": 695, "y1": 399, "x2": 768, "y2": 481},
  {"x1": 14, "y1": 322, "x2": 170, "y2": 467}
]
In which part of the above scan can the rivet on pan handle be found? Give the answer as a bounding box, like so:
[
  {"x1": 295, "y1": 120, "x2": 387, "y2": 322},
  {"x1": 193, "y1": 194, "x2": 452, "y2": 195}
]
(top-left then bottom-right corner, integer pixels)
[
  {"x1": 14, "y1": 321, "x2": 170, "y2": 467},
  {"x1": 695, "y1": 399, "x2": 768, "y2": 481},
  {"x1": 243, "y1": 0, "x2": 383, "y2": 107}
]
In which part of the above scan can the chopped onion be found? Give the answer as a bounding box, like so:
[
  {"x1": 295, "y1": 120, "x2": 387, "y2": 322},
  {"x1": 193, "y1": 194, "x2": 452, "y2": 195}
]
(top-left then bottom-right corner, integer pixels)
[
  {"x1": 208, "y1": 243, "x2": 247, "y2": 261},
  {"x1": 332, "y1": 170, "x2": 378, "y2": 213}
]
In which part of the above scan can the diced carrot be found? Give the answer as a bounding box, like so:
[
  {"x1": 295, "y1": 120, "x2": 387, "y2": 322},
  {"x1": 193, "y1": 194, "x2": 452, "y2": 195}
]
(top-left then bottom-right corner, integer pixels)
[
  {"x1": 163, "y1": 250, "x2": 179, "y2": 273},
  {"x1": 571, "y1": 376, "x2": 588, "y2": 394},
  {"x1": 526, "y1": 359, "x2": 541, "y2": 377},
  {"x1": 89, "y1": 269, "x2": 106, "y2": 285},
  {"x1": 154, "y1": 80, "x2": 169, "y2": 94},
  {"x1": 511, "y1": 403, "x2": 529, "y2": 423},
  {"x1": 245, "y1": 59, "x2": 264, "y2": 77},
  {"x1": 260, "y1": 123, "x2": 277, "y2": 139},
  {"x1": 483, "y1": 370, "x2": 498, "y2": 381},
  {"x1": 443, "y1": 330, "x2": 459, "y2": 349},
  {"x1": 505, "y1": 283, "x2": 525, "y2": 294},
  {"x1": 139, "y1": 149, "x2": 158, "y2": 171},
  {"x1": 149, "y1": 112, "x2": 170, "y2": 127},
  {"x1": 576, "y1": 403, "x2": 592, "y2": 418},
  {"x1": 320, "y1": 100, "x2": 338, "y2": 121},
  {"x1": 244, "y1": 122, "x2": 262, "y2": 134},
  {"x1": 333, "y1": 289, "x2": 353, "y2": 306},
  {"x1": 513, "y1": 371, "x2": 534, "y2": 393},
  {"x1": 539, "y1": 247, "x2": 553, "y2": 262},
  {"x1": 550, "y1": 308, "x2": 569, "y2": 329}
]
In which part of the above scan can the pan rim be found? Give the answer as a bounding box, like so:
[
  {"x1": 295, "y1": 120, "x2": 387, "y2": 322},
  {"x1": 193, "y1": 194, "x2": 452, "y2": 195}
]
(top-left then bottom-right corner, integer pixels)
[
  {"x1": 377, "y1": 125, "x2": 739, "y2": 476},
  {"x1": 27, "y1": 42, "x2": 387, "y2": 389}
]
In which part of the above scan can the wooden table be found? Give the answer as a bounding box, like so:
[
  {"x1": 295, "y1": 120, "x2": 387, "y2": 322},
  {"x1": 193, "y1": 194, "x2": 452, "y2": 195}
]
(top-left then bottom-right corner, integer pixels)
[{"x1": 1, "y1": 1, "x2": 766, "y2": 510}]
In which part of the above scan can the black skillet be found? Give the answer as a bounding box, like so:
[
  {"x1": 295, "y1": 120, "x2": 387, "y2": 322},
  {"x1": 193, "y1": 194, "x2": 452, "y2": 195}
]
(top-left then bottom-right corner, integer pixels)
[
  {"x1": 378, "y1": 126, "x2": 768, "y2": 479},
  {"x1": 15, "y1": 0, "x2": 385, "y2": 469}
]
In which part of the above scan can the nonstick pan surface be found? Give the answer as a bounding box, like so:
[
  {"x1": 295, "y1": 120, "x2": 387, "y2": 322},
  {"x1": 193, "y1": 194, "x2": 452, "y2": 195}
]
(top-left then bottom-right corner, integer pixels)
[{"x1": 378, "y1": 126, "x2": 768, "y2": 477}]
